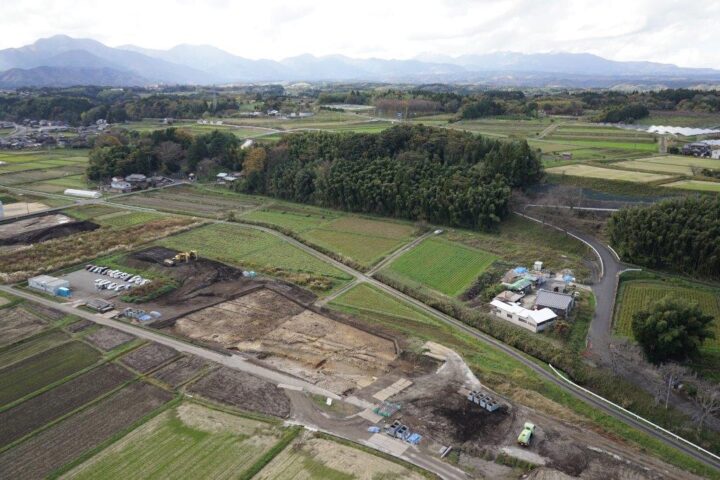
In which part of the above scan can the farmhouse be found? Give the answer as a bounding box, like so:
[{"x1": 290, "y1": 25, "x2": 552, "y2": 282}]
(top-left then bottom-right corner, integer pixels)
[
  {"x1": 535, "y1": 289, "x2": 575, "y2": 317},
  {"x1": 489, "y1": 298, "x2": 557, "y2": 333},
  {"x1": 110, "y1": 179, "x2": 132, "y2": 193}
]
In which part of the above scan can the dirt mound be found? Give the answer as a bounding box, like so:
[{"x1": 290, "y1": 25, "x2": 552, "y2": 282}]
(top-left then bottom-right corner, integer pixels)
[
  {"x1": 399, "y1": 384, "x2": 510, "y2": 444},
  {"x1": 127, "y1": 246, "x2": 245, "y2": 304},
  {"x1": 0, "y1": 214, "x2": 98, "y2": 245}
]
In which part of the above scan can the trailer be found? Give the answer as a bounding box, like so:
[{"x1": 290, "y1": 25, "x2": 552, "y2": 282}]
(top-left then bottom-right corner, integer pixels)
[{"x1": 518, "y1": 422, "x2": 535, "y2": 447}]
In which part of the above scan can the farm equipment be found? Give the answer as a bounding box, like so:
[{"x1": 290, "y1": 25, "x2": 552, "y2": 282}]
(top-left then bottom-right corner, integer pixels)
[
  {"x1": 517, "y1": 422, "x2": 535, "y2": 447},
  {"x1": 163, "y1": 250, "x2": 198, "y2": 267}
]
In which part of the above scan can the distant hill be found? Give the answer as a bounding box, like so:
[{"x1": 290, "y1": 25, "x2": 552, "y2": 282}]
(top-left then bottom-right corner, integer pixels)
[
  {"x1": 1, "y1": 35, "x2": 720, "y2": 88},
  {"x1": 0, "y1": 66, "x2": 147, "y2": 88}
]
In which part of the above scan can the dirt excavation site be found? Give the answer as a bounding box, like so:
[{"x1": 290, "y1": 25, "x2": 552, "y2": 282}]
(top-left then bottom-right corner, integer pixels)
[
  {"x1": 171, "y1": 288, "x2": 398, "y2": 394},
  {"x1": 115, "y1": 248, "x2": 697, "y2": 479}
]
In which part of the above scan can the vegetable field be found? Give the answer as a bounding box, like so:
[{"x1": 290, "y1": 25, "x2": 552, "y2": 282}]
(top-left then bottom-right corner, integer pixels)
[
  {"x1": 385, "y1": 237, "x2": 496, "y2": 296},
  {"x1": 546, "y1": 164, "x2": 674, "y2": 183},
  {"x1": 65, "y1": 403, "x2": 285, "y2": 480},
  {"x1": 615, "y1": 280, "x2": 720, "y2": 353}
]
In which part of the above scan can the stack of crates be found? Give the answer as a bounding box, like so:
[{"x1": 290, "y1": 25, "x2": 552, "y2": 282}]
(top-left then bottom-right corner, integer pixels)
[{"x1": 468, "y1": 390, "x2": 501, "y2": 412}]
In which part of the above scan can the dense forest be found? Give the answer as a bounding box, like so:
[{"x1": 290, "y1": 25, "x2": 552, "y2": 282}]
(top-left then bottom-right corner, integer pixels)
[
  {"x1": 87, "y1": 125, "x2": 543, "y2": 230},
  {"x1": 3, "y1": 85, "x2": 720, "y2": 125},
  {"x1": 608, "y1": 196, "x2": 720, "y2": 279}
]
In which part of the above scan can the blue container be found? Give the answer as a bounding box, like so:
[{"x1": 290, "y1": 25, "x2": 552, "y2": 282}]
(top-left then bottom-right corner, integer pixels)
[{"x1": 56, "y1": 287, "x2": 71, "y2": 297}]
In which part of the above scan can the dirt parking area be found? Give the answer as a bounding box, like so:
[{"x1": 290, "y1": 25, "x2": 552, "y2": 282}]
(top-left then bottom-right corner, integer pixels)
[
  {"x1": 0, "y1": 306, "x2": 47, "y2": 347},
  {"x1": 0, "y1": 214, "x2": 98, "y2": 245},
  {"x1": 174, "y1": 288, "x2": 397, "y2": 394},
  {"x1": 188, "y1": 366, "x2": 291, "y2": 418},
  {"x1": 84, "y1": 327, "x2": 136, "y2": 351},
  {"x1": 151, "y1": 355, "x2": 207, "y2": 388},
  {"x1": 120, "y1": 343, "x2": 179, "y2": 373}
]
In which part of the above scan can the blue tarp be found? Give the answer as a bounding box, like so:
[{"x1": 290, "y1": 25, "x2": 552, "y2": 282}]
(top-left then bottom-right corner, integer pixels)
[
  {"x1": 514, "y1": 267, "x2": 528, "y2": 274},
  {"x1": 368, "y1": 426, "x2": 381, "y2": 433},
  {"x1": 407, "y1": 433, "x2": 422, "y2": 445},
  {"x1": 563, "y1": 274, "x2": 575, "y2": 283}
]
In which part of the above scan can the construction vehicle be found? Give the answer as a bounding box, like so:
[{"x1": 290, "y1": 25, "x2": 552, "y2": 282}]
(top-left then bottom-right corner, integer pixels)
[
  {"x1": 517, "y1": 422, "x2": 535, "y2": 447},
  {"x1": 163, "y1": 250, "x2": 198, "y2": 267}
]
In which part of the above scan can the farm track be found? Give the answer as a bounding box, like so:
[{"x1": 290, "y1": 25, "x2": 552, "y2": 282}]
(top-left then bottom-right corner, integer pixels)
[{"x1": 3, "y1": 187, "x2": 720, "y2": 474}]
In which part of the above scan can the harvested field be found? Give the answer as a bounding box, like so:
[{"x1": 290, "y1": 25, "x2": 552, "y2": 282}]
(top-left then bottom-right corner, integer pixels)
[
  {"x1": 117, "y1": 185, "x2": 262, "y2": 217},
  {"x1": 255, "y1": 435, "x2": 425, "y2": 480},
  {"x1": 62, "y1": 402, "x2": 285, "y2": 480},
  {"x1": 665, "y1": 179, "x2": 720, "y2": 192},
  {"x1": 0, "y1": 330, "x2": 69, "y2": 368},
  {"x1": 188, "y1": 367, "x2": 291, "y2": 417},
  {"x1": 23, "y1": 302, "x2": 67, "y2": 321},
  {"x1": 0, "y1": 217, "x2": 196, "y2": 282},
  {"x1": 84, "y1": 327, "x2": 136, "y2": 352},
  {"x1": 0, "y1": 306, "x2": 48, "y2": 347},
  {"x1": 0, "y1": 201, "x2": 49, "y2": 218},
  {"x1": 175, "y1": 289, "x2": 397, "y2": 393},
  {"x1": 151, "y1": 355, "x2": 207, "y2": 387},
  {"x1": 0, "y1": 381, "x2": 172, "y2": 480},
  {"x1": 546, "y1": 164, "x2": 674, "y2": 183},
  {"x1": 0, "y1": 363, "x2": 133, "y2": 448},
  {"x1": 0, "y1": 214, "x2": 98, "y2": 245},
  {"x1": 66, "y1": 319, "x2": 94, "y2": 333},
  {"x1": 120, "y1": 343, "x2": 179, "y2": 373},
  {"x1": 0, "y1": 341, "x2": 100, "y2": 406}
]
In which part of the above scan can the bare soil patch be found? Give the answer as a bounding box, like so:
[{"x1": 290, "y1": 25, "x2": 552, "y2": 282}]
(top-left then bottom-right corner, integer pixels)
[
  {"x1": 0, "y1": 306, "x2": 47, "y2": 347},
  {"x1": 0, "y1": 381, "x2": 171, "y2": 480},
  {"x1": 23, "y1": 303, "x2": 67, "y2": 322},
  {"x1": 84, "y1": 327, "x2": 136, "y2": 351},
  {"x1": 151, "y1": 355, "x2": 207, "y2": 388},
  {"x1": 0, "y1": 363, "x2": 133, "y2": 448},
  {"x1": 66, "y1": 319, "x2": 94, "y2": 333},
  {"x1": 188, "y1": 367, "x2": 291, "y2": 418},
  {"x1": 0, "y1": 214, "x2": 98, "y2": 246},
  {"x1": 175, "y1": 289, "x2": 397, "y2": 394},
  {"x1": 120, "y1": 343, "x2": 179, "y2": 373}
]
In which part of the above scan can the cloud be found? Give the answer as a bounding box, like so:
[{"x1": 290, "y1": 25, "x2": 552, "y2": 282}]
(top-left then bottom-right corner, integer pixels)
[{"x1": 0, "y1": 0, "x2": 717, "y2": 68}]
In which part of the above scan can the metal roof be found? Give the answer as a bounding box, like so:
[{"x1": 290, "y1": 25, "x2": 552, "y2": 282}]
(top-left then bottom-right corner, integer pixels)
[{"x1": 535, "y1": 289, "x2": 574, "y2": 310}]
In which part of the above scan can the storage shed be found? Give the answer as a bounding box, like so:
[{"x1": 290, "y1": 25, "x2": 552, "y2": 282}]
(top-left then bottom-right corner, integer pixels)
[{"x1": 28, "y1": 275, "x2": 70, "y2": 296}]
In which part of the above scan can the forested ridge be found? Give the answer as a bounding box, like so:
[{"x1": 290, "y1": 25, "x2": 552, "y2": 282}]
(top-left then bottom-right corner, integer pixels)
[
  {"x1": 87, "y1": 125, "x2": 543, "y2": 230},
  {"x1": 608, "y1": 196, "x2": 720, "y2": 279}
]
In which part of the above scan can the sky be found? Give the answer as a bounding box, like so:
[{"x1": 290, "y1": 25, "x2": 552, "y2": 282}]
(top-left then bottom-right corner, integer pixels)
[{"x1": 2, "y1": 0, "x2": 719, "y2": 68}]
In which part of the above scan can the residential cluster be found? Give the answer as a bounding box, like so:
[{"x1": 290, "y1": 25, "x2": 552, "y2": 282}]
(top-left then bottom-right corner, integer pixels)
[
  {"x1": 489, "y1": 261, "x2": 577, "y2": 333},
  {"x1": 0, "y1": 119, "x2": 108, "y2": 149}
]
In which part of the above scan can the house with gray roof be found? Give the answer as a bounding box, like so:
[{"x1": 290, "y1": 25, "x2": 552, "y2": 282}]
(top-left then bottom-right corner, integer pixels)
[{"x1": 535, "y1": 289, "x2": 575, "y2": 317}]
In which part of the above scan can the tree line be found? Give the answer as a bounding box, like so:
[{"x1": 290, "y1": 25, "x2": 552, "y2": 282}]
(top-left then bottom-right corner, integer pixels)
[
  {"x1": 608, "y1": 196, "x2": 720, "y2": 279},
  {"x1": 86, "y1": 125, "x2": 543, "y2": 230}
]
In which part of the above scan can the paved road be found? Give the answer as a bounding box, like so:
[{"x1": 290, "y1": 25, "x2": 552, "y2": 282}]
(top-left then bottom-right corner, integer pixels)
[
  {"x1": 4, "y1": 189, "x2": 719, "y2": 472},
  {"x1": 516, "y1": 210, "x2": 625, "y2": 364}
]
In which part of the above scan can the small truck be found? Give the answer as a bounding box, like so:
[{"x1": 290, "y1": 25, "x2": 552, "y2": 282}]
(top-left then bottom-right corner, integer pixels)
[{"x1": 517, "y1": 422, "x2": 535, "y2": 447}]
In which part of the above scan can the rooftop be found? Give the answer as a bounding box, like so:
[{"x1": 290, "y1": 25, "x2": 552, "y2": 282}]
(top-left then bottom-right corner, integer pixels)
[{"x1": 535, "y1": 289, "x2": 574, "y2": 310}]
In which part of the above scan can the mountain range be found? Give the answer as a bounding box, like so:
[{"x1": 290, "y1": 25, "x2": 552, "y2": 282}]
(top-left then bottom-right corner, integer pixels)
[{"x1": 1, "y1": 35, "x2": 719, "y2": 88}]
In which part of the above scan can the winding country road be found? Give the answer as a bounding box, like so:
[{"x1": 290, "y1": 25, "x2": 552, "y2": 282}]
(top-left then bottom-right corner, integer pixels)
[{"x1": 2, "y1": 188, "x2": 719, "y2": 472}]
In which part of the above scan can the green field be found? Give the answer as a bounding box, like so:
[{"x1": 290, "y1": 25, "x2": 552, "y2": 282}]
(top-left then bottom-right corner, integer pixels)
[
  {"x1": 243, "y1": 203, "x2": 417, "y2": 268},
  {"x1": 64, "y1": 402, "x2": 286, "y2": 480},
  {"x1": 664, "y1": 180, "x2": 720, "y2": 192},
  {"x1": 612, "y1": 155, "x2": 720, "y2": 176},
  {"x1": 385, "y1": 237, "x2": 496, "y2": 296},
  {"x1": 615, "y1": 275, "x2": 720, "y2": 381},
  {"x1": 546, "y1": 164, "x2": 675, "y2": 183},
  {"x1": 0, "y1": 330, "x2": 70, "y2": 369},
  {"x1": 612, "y1": 160, "x2": 693, "y2": 175},
  {"x1": 157, "y1": 223, "x2": 352, "y2": 292},
  {"x1": 94, "y1": 211, "x2": 165, "y2": 228},
  {"x1": 614, "y1": 280, "x2": 720, "y2": 352},
  {"x1": 0, "y1": 341, "x2": 100, "y2": 406}
]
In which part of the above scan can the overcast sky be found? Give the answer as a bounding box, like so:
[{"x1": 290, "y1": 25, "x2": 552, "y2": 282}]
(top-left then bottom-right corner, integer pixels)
[{"x1": 2, "y1": 0, "x2": 719, "y2": 68}]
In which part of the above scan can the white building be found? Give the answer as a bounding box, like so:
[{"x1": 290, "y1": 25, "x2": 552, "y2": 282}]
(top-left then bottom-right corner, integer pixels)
[
  {"x1": 712, "y1": 149, "x2": 720, "y2": 160},
  {"x1": 490, "y1": 299, "x2": 557, "y2": 333},
  {"x1": 28, "y1": 275, "x2": 70, "y2": 296}
]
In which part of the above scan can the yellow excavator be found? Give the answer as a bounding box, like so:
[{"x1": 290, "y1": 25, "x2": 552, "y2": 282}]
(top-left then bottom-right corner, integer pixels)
[{"x1": 163, "y1": 250, "x2": 198, "y2": 267}]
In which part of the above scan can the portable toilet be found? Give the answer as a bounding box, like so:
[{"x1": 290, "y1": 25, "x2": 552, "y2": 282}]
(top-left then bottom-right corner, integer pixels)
[{"x1": 56, "y1": 287, "x2": 71, "y2": 298}]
